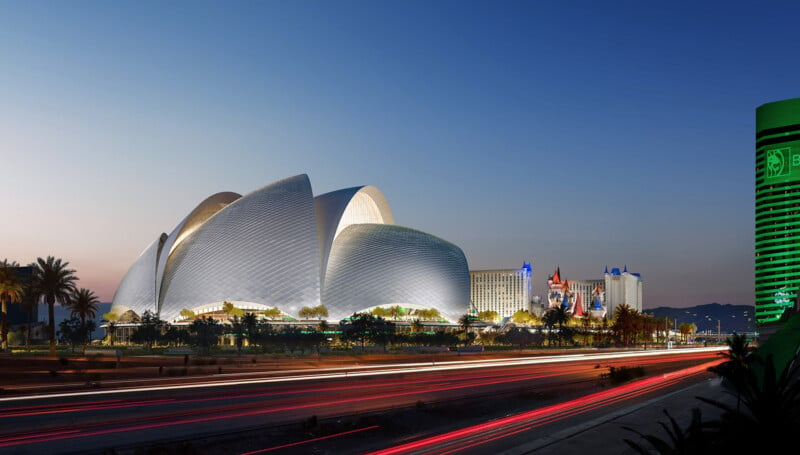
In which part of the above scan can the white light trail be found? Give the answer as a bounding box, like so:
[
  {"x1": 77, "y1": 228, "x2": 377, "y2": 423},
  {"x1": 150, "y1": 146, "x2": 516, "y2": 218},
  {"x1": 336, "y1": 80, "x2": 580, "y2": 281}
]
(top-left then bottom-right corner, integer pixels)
[{"x1": 0, "y1": 347, "x2": 724, "y2": 403}]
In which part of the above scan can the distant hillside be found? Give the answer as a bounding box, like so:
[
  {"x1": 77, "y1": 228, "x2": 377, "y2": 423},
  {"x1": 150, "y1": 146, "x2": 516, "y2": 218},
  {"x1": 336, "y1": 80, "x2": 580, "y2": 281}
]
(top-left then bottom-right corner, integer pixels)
[{"x1": 644, "y1": 303, "x2": 755, "y2": 334}]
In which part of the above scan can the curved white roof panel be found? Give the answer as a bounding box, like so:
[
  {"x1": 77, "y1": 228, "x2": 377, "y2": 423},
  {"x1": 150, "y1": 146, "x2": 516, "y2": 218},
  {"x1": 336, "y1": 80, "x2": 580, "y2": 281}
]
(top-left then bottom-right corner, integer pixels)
[
  {"x1": 155, "y1": 191, "x2": 241, "y2": 312},
  {"x1": 314, "y1": 186, "x2": 393, "y2": 293},
  {"x1": 111, "y1": 233, "x2": 166, "y2": 318},
  {"x1": 158, "y1": 175, "x2": 320, "y2": 322},
  {"x1": 113, "y1": 174, "x2": 468, "y2": 324},
  {"x1": 321, "y1": 224, "x2": 469, "y2": 322}
]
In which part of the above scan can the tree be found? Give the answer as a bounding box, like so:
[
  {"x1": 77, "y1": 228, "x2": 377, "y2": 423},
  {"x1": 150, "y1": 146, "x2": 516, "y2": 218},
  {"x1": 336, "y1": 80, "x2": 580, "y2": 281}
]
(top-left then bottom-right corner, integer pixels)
[
  {"x1": 500, "y1": 327, "x2": 540, "y2": 350},
  {"x1": 458, "y1": 314, "x2": 477, "y2": 346},
  {"x1": 190, "y1": 316, "x2": 222, "y2": 356},
  {"x1": 66, "y1": 288, "x2": 99, "y2": 351},
  {"x1": 222, "y1": 301, "x2": 243, "y2": 318},
  {"x1": 709, "y1": 333, "x2": 752, "y2": 412},
  {"x1": 639, "y1": 314, "x2": 656, "y2": 349},
  {"x1": 411, "y1": 319, "x2": 424, "y2": 333},
  {"x1": 263, "y1": 307, "x2": 282, "y2": 320},
  {"x1": 179, "y1": 308, "x2": 196, "y2": 320},
  {"x1": 32, "y1": 256, "x2": 79, "y2": 356},
  {"x1": 69, "y1": 288, "x2": 99, "y2": 326},
  {"x1": 130, "y1": 310, "x2": 164, "y2": 350},
  {"x1": 579, "y1": 314, "x2": 593, "y2": 346},
  {"x1": 512, "y1": 309, "x2": 533, "y2": 325},
  {"x1": 630, "y1": 349, "x2": 800, "y2": 453},
  {"x1": 389, "y1": 305, "x2": 403, "y2": 320},
  {"x1": 339, "y1": 313, "x2": 394, "y2": 349},
  {"x1": 542, "y1": 309, "x2": 559, "y2": 346},
  {"x1": 654, "y1": 316, "x2": 672, "y2": 344},
  {"x1": 553, "y1": 306, "x2": 571, "y2": 346},
  {"x1": 58, "y1": 317, "x2": 91, "y2": 353},
  {"x1": 613, "y1": 304, "x2": 638, "y2": 346},
  {"x1": 299, "y1": 306, "x2": 315, "y2": 319},
  {"x1": 242, "y1": 312, "x2": 260, "y2": 345},
  {"x1": 20, "y1": 270, "x2": 39, "y2": 351},
  {"x1": 678, "y1": 322, "x2": 697, "y2": 343},
  {"x1": 103, "y1": 311, "x2": 119, "y2": 346},
  {"x1": 0, "y1": 260, "x2": 23, "y2": 350},
  {"x1": 458, "y1": 314, "x2": 474, "y2": 331},
  {"x1": 477, "y1": 310, "x2": 499, "y2": 323},
  {"x1": 371, "y1": 307, "x2": 391, "y2": 318},
  {"x1": 415, "y1": 308, "x2": 441, "y2": 321},
  {"x1": 228, "y1": 315, "x2": 245, "y2": 354},
  {"x1": 314, "y1": 304, "x2": 329, "y2": 320},
  {"x1": 162, "y1": 325, "x2": 191, "y2": 346}
]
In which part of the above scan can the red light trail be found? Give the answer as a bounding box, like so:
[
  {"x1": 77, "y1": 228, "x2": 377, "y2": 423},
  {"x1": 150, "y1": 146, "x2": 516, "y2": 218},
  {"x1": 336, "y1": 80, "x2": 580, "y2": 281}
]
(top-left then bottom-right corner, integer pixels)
[
  {"x1": 0, "y1": 349, "x2": 722, "y2": 452},
  {"x1": 368, "y1": 359, "x2": 721, "y2": 455}
]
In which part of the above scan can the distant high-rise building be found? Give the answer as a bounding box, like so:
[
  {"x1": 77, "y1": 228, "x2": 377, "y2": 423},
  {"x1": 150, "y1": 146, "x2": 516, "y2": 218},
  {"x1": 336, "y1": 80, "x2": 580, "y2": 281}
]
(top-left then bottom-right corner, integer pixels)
[
  {"x1": 604, "y1": 266, "x2": 642, "y2": 315},
  {"x1": 755, "y1": 98, "x2": 800, "y2": 324},
  {"x1": 470, "y1": 262, "x2": 533, "y2": 318}
]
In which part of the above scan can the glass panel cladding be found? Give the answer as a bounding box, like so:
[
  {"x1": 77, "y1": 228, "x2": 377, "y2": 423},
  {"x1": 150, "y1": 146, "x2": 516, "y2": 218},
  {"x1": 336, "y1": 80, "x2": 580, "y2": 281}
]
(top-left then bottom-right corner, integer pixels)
[
  {"x1": 755, "y1": 98, "x2": 800, "y2": 323},
  {"x1": 159, "y1": 175, "x2": 320, "y2": 322},
  {"x1": 322, "y1": 224, "x2": 469, "y2": 322}
]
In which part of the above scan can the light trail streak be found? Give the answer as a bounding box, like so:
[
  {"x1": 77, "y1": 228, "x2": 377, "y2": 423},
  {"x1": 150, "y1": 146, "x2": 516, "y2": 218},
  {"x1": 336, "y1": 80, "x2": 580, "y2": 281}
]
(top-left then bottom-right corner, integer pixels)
[
  {"x1": 368, "y1": 360, "x2": 721, "y2": 455},
  {"x1": 239, "y1": 425, "x2": 380, "y2": 454},
  {"x1": 0, "y1": 363, "x2": 596, "y2": 419},
  {"x1": 0, "y1": 347, "x2": 724, "y2": 403},
  {"x1": 433, "y1": 370, "x2": 698, "y2": 455},
  {"x1": 0, "y1": 363, "x2": 604, "y2": 448}
]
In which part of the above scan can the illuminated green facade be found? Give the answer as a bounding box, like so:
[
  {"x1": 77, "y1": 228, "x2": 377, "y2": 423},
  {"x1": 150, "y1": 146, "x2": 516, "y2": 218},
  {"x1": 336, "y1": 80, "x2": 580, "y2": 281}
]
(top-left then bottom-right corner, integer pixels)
[{"x1": 756, "y1": 98, "x2": 800, "y2": 323}]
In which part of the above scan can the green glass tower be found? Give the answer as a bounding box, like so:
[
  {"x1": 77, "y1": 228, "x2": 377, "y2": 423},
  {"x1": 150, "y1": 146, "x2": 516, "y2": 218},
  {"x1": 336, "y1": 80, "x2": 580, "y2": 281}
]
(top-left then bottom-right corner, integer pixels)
[{"x1": 756, "y1": 98, "x2": 800, "y2": 323}]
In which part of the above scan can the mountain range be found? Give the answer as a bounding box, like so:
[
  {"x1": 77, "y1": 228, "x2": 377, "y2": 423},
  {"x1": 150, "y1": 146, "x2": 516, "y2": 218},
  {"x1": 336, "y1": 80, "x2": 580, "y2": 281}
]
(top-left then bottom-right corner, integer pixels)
[{"x1": 644, "y1": 303, "x2": 755, "y2": 334}]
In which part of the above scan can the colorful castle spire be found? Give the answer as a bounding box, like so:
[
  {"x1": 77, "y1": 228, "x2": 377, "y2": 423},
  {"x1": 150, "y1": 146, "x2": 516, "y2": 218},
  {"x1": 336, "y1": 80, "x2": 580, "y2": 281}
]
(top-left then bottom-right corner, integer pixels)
[{"x1": 574, "y1": 293, "x2": 584, "y2": 317}]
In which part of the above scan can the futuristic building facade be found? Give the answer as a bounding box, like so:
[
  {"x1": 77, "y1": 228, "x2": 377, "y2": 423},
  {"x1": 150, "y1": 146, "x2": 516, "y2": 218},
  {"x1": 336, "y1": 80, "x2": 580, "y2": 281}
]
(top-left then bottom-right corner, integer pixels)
[
  {"x1": 756, "y1": 98, "x2": 800, "y2": 323},
  {"x1": 112, "y1": 175, "x2": 469, "y2": 323}
]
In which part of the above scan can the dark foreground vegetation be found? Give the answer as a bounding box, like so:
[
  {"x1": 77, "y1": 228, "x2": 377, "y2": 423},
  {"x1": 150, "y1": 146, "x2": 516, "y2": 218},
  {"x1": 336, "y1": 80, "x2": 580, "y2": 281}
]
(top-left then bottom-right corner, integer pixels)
[{"x1": 625, "y1": 333, "x2": 800, "y2": 453}]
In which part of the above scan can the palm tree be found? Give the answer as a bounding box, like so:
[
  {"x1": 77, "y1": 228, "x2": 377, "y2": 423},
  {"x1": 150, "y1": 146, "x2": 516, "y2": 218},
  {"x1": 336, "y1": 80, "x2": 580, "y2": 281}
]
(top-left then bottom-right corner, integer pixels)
[
  {"x1": 613, "y1": 304, "x2": 637, "y2": 346},
  {"x1": 69, "y1": 288, "x2": 99, "y2": 348},
  {"x1": 69, "y1": 288, "x2": 99, "y2": 325},
  {"x1": 542, "y1": 309, "x2": 559, "y2": 346},
  {"x1": 411, "y1": 318, "x2": 424, "y2": 333},
  {"x1": 458, "y1": 314, "x2": 474, "y2": 332},
  {"x1": 0, "y1": 261, "x2": 23, "y2": 350},
  {"x1": 554, "y1": 305, "x2": 570, "y2": 331},
  {"x1": 20, "y1": 268, "x2": 39, "y2": 351},
  {"x1": 32, "y1": 256, "x2": 78, "y2": 356},
  {"x1": 242, "y1": 312, "x2": 260, "y2": 348}
]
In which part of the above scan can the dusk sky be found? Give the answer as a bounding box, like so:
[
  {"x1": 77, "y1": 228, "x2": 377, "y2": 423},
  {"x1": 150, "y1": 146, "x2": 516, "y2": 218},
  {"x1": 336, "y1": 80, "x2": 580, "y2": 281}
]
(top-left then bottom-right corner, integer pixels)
[{"x1": 2, "y1": 1, "x2": 797, "y2": 309}]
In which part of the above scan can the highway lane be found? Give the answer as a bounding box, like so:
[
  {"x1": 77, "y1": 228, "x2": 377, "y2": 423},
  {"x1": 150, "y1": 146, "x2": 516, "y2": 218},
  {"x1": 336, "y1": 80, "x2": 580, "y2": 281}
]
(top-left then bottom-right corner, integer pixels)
[
  {"x1": 366, "y1": 360, "x2": 719, "y2": 455},
  {"x1": 0, "y1": 348, "x2": 723, "y2": 454}
]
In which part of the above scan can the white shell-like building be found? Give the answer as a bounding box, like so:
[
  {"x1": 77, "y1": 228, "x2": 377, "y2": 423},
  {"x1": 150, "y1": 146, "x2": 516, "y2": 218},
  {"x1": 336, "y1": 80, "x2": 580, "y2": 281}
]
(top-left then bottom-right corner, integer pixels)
[{"x1": 112, "y1": 174, "x2": 469, "y2": 322}]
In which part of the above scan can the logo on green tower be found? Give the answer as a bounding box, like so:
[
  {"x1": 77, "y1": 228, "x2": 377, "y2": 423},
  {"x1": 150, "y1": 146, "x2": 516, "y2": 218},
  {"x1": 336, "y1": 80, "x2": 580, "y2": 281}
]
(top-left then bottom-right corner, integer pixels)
[{"x1": 767, "y1": 148, "x2": 789, "y2": 178}]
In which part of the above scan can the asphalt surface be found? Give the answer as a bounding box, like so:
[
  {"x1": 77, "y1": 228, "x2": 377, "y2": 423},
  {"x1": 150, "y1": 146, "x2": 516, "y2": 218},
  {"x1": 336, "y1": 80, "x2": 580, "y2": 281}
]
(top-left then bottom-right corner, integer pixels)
[
  {"x1": 504, "y1": 375, "x2": 730, "y2": 454},
  {"x1": 0, "y1": 348, "x2": 727, "y2": 454}
]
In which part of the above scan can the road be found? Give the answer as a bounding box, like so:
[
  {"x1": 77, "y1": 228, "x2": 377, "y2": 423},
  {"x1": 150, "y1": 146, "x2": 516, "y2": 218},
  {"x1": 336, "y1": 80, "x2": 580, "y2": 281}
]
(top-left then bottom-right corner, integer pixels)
[{"x1": 0, "y1": 348, "x2": 723, "y2": 454}]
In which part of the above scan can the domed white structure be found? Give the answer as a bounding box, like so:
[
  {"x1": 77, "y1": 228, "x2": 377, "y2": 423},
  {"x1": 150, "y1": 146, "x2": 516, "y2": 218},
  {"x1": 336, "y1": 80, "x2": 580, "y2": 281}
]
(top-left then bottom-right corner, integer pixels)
[{"x1": 112, "y1": 175, "x2": 469, "y2": 323}]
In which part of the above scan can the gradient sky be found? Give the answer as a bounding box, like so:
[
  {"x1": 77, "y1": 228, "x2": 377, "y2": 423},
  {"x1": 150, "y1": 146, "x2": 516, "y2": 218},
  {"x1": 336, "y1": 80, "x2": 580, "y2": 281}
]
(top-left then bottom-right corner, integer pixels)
[{"x1": 2, "y1": 1, "x2": 797, "y2": 309}]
